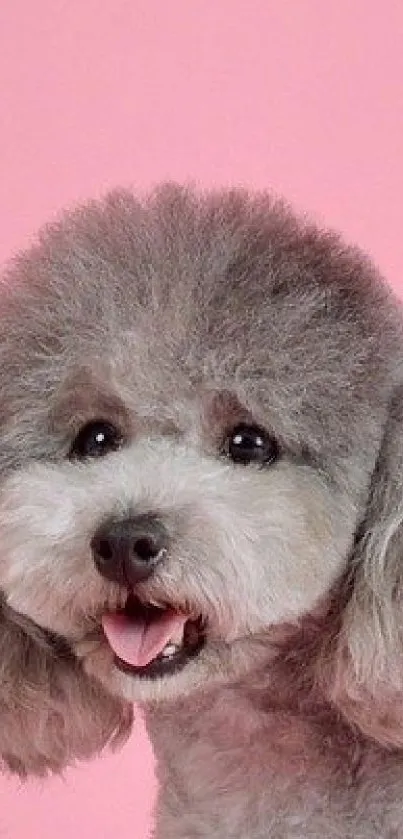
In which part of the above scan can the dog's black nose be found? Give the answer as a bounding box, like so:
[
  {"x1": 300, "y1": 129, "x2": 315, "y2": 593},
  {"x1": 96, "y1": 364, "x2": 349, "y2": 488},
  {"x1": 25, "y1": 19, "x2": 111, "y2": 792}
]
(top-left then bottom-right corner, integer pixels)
[{"x1": 91, "y1": 514, "x2": 169, "y2": 585}]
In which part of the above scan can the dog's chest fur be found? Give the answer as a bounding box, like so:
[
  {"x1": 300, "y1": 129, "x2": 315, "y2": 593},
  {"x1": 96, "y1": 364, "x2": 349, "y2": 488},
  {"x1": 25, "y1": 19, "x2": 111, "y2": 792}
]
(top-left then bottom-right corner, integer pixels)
[{"x1": 146, "y1": 685, "x2": 403, "y2": 839}]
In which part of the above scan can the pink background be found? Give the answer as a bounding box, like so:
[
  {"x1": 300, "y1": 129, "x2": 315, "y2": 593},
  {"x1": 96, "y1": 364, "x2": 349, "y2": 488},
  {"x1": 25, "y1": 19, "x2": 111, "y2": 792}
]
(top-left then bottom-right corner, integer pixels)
[{"x1": 0, "y1": 2, "x2": 402, "y2": 837}]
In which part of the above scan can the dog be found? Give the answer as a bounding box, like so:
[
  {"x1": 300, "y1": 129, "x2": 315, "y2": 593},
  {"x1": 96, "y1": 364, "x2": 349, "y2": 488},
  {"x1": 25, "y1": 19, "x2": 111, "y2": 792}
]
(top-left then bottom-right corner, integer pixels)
[{"x1": 1, "y1": 184, "x2": 403, "y2": 837}]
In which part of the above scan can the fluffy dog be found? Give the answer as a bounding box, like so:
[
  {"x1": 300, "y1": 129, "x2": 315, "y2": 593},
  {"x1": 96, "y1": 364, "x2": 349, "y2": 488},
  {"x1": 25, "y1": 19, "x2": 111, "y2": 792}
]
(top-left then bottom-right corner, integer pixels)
[{"x1": 1, "y1": 185, "x2": 403, "y2": 837}]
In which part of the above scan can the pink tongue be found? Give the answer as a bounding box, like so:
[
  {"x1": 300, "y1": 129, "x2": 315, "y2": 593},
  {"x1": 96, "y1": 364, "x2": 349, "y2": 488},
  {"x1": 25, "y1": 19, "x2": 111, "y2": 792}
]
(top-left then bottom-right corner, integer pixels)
[{"x1": 102, "y1": 609, "x2": 188, "y2": 667}]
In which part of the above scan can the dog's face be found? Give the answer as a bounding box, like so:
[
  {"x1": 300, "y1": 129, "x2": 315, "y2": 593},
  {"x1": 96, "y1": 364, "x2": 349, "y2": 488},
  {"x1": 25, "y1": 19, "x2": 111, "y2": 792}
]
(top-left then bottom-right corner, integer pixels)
[{"x1": 0, "y1": 186, "x2": 401, "y2": 706}]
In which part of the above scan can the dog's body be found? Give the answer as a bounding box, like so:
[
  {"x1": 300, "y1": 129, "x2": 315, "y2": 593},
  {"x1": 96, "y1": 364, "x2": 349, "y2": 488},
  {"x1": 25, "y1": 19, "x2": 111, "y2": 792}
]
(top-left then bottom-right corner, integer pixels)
[
  {"x1": 1, "y1": 185, "x2": 403, "y2": 837},
  {"x1": 148, "y1": 652, "x2": 403, "y2": 839}
]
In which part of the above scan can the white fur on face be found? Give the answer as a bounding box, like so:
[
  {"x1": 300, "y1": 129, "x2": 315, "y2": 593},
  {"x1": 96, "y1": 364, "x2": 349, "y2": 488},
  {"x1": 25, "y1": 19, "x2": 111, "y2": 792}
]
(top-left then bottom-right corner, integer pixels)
[{"x1": 0, "y1": 436, "x2": 356, "y2": 700}]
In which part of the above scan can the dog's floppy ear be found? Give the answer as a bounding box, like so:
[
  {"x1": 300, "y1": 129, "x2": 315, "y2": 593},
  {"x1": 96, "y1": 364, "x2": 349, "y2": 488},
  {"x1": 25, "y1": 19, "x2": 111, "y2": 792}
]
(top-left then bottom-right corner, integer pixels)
[
  {"x1": 322, "y1": 387, "x2": 403, "y2": 746},
  {"x1": 0, "y1": 599, "x2": 133, "y2": 777}
]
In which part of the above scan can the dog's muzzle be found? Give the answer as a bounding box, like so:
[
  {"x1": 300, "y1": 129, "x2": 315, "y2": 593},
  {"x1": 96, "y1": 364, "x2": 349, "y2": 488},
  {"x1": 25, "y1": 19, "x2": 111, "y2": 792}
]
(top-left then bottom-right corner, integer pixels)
[
  {"x1": 91, "y1": 514, "x2": 169, "y2": 586},
  {"x1": 91, "y1": 514, "x2": 206, "y2": 679}
]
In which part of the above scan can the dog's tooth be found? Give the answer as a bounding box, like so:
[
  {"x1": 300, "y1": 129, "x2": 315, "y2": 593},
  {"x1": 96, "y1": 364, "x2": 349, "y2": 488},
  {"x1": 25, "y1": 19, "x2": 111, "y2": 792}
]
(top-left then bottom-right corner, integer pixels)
[
  {"x1": 161, "y1": 643, "x2": 179, "y2": 658},
  {"x1": 148, "y1": 597, "x2": 165, "y2": 609}
]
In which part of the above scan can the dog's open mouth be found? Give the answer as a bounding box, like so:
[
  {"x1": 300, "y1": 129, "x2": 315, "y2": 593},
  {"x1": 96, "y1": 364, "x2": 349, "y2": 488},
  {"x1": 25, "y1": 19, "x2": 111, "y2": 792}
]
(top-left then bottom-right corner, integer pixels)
[{"x1": 102, "y1": 593, "x2": 205, "y2": 679}]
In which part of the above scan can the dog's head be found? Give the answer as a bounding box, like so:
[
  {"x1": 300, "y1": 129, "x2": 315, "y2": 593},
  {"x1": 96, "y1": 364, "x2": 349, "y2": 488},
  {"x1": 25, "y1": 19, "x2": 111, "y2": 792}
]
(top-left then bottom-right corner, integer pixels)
[{"x1": 1, "y1": 185, "x2": 403, "y2": 773}]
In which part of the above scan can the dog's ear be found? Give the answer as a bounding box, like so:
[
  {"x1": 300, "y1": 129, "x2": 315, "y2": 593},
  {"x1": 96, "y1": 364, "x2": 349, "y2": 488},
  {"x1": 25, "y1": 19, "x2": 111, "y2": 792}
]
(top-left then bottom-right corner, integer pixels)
[
  {"x1": 321, "y1": 387, "x2": 403, "y2": 746},
  {"x1": 0, "y1": 599, "x2": 133, "y2": 777}
]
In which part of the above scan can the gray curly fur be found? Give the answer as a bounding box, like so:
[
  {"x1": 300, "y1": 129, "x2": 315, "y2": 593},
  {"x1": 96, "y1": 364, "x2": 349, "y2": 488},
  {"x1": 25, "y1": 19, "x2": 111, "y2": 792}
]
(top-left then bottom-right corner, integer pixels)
[{"x1": 1, "y1": 184, "x2": 403, "y2": 836}]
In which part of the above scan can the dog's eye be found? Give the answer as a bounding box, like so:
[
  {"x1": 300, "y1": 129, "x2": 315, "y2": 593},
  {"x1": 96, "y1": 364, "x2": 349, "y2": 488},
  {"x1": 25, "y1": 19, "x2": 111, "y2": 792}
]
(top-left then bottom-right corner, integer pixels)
[
  {"x1": 225, "y1": 424, "x2": 279, "y2": 466},
  {"x1": 70, "y1": 421, "x2": 123, "y2": 460}
]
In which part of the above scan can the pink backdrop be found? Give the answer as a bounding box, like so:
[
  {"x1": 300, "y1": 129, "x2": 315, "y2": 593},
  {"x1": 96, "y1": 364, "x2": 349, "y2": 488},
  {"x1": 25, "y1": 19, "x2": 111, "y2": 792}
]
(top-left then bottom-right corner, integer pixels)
[{"x1": 0, "y1": 2, "x2": 402, "y2": 837}]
